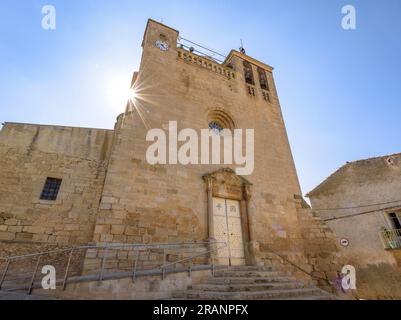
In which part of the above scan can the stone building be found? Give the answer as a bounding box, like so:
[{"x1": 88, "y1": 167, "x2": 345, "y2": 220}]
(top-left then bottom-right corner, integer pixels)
[
  {"x1": 0, "y1": 19, "x2": 342, "y2": 299},
  {"x1": 307, "y1": 153, "x2": 401, "y2": 299}
]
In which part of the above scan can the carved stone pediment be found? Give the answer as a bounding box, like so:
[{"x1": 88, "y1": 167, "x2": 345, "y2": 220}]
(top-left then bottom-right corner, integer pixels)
[
  {"x1": 203, "y1": 168, "x2": 252, "y2": 200},
  {"x1": 203, "y1": 168, "x2": 252, "y2": 186}
]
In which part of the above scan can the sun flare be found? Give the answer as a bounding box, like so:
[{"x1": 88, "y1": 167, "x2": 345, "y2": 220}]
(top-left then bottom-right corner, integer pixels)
[{"x1": 106, "y1": 75, "x2": 137, "y2": 110}]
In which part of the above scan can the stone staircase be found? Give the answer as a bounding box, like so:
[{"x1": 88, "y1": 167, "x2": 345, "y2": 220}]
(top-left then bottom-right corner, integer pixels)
[
  {"x1": 173, "y1": 266, "x2": 336, "y2": 300},
  {"x1": 0, "y1": 291, "x2": 57, "y2": 300}
]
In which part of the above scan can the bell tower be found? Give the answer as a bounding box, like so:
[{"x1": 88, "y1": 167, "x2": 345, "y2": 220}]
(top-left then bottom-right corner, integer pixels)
[
  {"x1": 139, "y1": 19, "x2": 179, "y2": 72},
  {"x1": 92, "y1": 18, "x2": 305, "y2": 269}
]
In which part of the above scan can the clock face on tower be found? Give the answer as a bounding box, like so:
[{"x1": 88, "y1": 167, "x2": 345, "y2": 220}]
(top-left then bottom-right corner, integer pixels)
[{"x1": 155, "y1": 40, "x2": 169, "y2": 51}]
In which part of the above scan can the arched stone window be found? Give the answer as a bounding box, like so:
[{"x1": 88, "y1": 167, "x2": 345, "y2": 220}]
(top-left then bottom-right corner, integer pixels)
[
  {"x1": 207, "y1": 110, "x2": 235, "y2": 133},
  {"x1": 243, "y1": 61, "x2": 254, "y2": 85}
]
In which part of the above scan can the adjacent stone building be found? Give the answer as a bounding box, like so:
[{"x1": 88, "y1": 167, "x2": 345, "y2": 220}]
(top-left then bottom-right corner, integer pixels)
[
  {"x1": 0, "y1": 19, "x2": 341, "y2": 296},
  {"x1": 307, "y1": 153, "x2": 401, "y2": 299},
  {"x1": 0, "y1": 123, "x2": 113, "y2": 244}
]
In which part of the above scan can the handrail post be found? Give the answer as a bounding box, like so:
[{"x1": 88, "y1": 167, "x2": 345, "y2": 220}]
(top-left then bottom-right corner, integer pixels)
[
  {"x1": 62, "y1": 248, "x2": 74, "y2": 290},
  {"x1": 211, "y1": 256, "x2": 215, "y2": 277},
  {"x1": 132, "y1": 248, "x2": 139, "y2": 283},
  {"x1": 161, "y1": 248, "x2": 166, "y2": 280},
  {"x1": 28, "y1": 255, "x2": 42, "y2": 295},
  {"x1": 0, "y1": 259, "x2": 10, "y2": 290},
  {"x1": 100, "y1": 243, "x2": 109, "y2": 281},
  {"x1": 396, "y1": 229, "x2": 401, "y2": 248}
]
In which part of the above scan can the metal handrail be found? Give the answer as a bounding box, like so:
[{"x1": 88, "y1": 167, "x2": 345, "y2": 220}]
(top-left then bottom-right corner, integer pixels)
[
  {"x1": 1, "y1": 240, "x2": 220, "y2": 261},
  {"x1": 264, "y1": 245, "x2": 334, "y2": 288},
  {"x1": 159, "y1": 242, "x2": 228, "y2": 280},
  {"x1": 0, "y1": 240, "x2": 227, "y2": 294},
  {"x1": 380, "y1": 228, "x2": 401, "y2": 249}
]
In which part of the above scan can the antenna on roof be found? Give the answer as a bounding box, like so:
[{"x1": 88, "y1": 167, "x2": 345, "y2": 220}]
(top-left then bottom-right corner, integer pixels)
[{"x1": 239, "y1": 39, "x2": 246, "y2": 54}]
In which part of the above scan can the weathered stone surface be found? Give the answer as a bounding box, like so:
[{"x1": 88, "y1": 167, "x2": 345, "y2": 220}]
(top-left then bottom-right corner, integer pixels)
[
  {"x1": 111, "y1": 225, "x2": 126, "y2": 235},
  {"x1": 0, "y1": 232, "x2": 15, "y2": 241},
  {"x1": 0, "y1": 124, "x2": 113, "y2": 245}
]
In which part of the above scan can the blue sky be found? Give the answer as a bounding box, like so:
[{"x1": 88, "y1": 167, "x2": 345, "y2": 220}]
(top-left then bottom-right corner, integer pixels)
[{"x1": 1, "y1": 0, "x2": 400, "y2": 195}]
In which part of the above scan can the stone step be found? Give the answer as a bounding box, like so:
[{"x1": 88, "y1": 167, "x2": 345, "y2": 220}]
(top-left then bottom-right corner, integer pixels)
[
  {"x1": 0, "y1": 290, "x2": 56, "y2": 300},
  {"x1": 214, "y1": 270, "x2": 290, "y2": 278},
  {"x1": 0, "y1": 273, "x2": 52, "y2": 288},
  {"x1": 173, "y1": 265, "x2": 336, "y2": 300},
  {"x1": 191, "y1": 281, "x2": 306, "y2": 292},
  {"x1": 175, "y1": 287, "x2": 327, "y2": 300},
  {"x1": 271, "y1": 294, "x2": 336, "y2": 300},
  {"x1": 205, "y1": 276, "x2": 297, "y2": 284}
]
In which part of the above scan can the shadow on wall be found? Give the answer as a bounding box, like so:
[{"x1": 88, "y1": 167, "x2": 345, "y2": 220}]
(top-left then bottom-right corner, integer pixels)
[{"x1": 355, "y1": 261, "x2": 401, "y2": 299}]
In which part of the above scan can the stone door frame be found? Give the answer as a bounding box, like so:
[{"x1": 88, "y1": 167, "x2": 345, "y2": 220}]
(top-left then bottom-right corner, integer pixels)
[{"x1": 203, "y1": 168, "x2": 255, "y2": 265}]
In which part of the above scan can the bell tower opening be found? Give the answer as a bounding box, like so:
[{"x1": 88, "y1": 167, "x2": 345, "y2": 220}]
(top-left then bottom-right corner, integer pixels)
[{"x1": 243, "y1": 60, "x2": 255, "y2": 85}]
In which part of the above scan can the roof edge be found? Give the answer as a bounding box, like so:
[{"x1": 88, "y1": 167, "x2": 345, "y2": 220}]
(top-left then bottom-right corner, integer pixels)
[
  {"x1": 224, "y1": 50, "x2": 274, "y2": 72},
  {"x1": 306, "y1": 151, "x2": 401, "y2": 198},
  {"x1": 142, "y1": 19, "x2": 179, "y2": 47},
  {"x1": 2, "y1": 122, "x2": 114, "y2": 132}
]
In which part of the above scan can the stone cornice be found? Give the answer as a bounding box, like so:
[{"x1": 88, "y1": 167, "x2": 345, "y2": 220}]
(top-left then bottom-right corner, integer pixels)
[{"x1": 224, "y1": 50, "x2": 274, "y2": 73}]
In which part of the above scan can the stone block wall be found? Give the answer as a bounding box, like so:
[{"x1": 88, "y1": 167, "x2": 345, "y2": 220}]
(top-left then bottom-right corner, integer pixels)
[
  {"x1": 296, "y1": 207, "x2": 342, "y2": 292},
  {"x1": 258, "y1": 201, "x2": 343, "y2": 293},
  {"x1": 0, "y1": 241, "x2": 85, "y2": 291},
  {"x1": 0, "y1": 123, "x2": 114, "y2": 245},
  {"x1": 82, "y1": 243, "x2": 209, "y2": 275}
]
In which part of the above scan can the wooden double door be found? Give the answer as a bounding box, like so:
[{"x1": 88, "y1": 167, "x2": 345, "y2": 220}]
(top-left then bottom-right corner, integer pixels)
[{"x1": 212, "y1": 197, "x2": 246, "y2": 266}]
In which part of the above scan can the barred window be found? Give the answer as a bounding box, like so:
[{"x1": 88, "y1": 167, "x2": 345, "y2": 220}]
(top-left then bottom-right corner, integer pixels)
[{"x1": 40, "y1": 178, "x2": 62, "y2": 201}]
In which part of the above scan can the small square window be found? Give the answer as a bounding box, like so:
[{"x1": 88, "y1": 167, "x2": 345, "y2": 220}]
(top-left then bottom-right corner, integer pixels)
[{"x1": 40, "y1": 178, "x2": 62, "y2": 201}]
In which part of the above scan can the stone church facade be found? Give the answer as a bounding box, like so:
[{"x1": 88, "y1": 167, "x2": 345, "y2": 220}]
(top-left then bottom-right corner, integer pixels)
[{"x1": 0, "y1": 20, "x2": 341, "y2": 294}]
